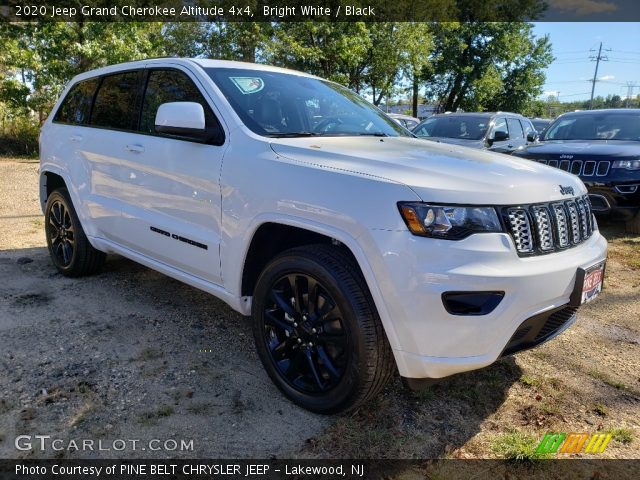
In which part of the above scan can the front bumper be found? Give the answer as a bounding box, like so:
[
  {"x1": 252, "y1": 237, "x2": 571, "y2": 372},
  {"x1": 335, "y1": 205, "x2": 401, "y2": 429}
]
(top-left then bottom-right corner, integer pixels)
[{"x1": 364, "y1": 228, "x2": 608, "y2": 379}]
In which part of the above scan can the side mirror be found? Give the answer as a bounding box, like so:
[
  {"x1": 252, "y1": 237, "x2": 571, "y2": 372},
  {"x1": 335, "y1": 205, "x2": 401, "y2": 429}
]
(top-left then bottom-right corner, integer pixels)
[
  {"x1": 492, "y1": 130, "x2": 509, "y2": 142},
  {"x1": 526, "y1": 132, "x2": 538, "y2": 142},
  {"x1": 155, "y1": 102, "x2": 211, "y2": 142}
]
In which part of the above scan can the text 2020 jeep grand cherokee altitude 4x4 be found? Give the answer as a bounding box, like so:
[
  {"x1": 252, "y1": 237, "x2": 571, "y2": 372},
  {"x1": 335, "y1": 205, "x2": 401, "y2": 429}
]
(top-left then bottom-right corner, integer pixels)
[{"x1": 39, "y1": 59, "x2": 608, "y2": 413}]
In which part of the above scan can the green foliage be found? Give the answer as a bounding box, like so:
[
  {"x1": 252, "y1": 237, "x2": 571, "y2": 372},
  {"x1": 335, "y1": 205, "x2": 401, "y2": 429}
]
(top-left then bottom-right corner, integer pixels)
[
  {"x1": 490, "y1": 430, "x2": 552, "y2": 461},
  {"x1": 425, "y1": 18, "x2": 552, "y2": 114},
  {"x1": 605, "y1": 428, "x2": 633, "y2": 445}
]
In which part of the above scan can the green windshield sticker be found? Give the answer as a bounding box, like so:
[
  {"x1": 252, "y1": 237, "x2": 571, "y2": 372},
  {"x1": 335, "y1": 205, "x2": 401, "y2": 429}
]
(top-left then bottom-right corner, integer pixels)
[{"x1": 230, "y1": 77, "x2": 264, "y2": 94}]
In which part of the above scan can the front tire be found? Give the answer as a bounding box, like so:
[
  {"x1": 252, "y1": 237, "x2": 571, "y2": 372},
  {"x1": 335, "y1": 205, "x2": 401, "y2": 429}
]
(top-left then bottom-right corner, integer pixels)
[
  {"x1": 45, "y1": 188, "x2": 105, "y2": 277},
  {"x1": 251, "y1": 244, "x2": 394, "y2": 414}
]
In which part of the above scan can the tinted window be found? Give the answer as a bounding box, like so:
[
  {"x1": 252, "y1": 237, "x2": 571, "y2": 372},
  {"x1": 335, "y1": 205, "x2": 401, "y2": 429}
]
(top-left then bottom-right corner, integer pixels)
[
  {"x1": 492, "y1": 118, "x2": 508, "y2": 139},
  {"x1": 521, "y1": 119, "x2": 536, "y2": 138},
  {"x1": 90, "y1": 71, "x2": 141, "y2": 130},
  {"x1": 413, "y1": 115, "x2": 489, "y2": 140},
  {"x1": 53, "y1": 78, "x2": 99, "y2": 125},
  {"x1": 507, "y1": 118, "x2": 524, "y2": 139},
  {"x1": 140, "y1": 69, "x2": 218, "y2": 134},
  {"x1": 544, "y1": 112, "x2": 640, "y2": 141},
  {"x1": 205, "y1": 67, "x2": 407, "y2": 137}
]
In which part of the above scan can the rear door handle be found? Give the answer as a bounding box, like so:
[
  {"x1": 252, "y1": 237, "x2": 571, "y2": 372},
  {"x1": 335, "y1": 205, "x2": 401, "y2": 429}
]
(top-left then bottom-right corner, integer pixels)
[
  {"x1": 125, "y1": 144, "x2": 145, "y2": 153},
  {"x1": 69, "y1": 135, "x2": 83, "y2": 142}
]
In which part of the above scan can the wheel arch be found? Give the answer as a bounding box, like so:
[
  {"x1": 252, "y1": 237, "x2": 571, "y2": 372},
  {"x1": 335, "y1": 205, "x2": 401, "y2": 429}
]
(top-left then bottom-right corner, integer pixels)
[{"x1": 237, "y1": 218, "x2": 402, "y2": 351}]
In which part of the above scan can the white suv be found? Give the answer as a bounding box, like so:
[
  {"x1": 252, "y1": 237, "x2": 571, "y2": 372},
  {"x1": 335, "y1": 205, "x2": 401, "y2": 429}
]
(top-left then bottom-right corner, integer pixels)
[{"x1": 40, "y1": 59, "x2": 608, "y2": 413}]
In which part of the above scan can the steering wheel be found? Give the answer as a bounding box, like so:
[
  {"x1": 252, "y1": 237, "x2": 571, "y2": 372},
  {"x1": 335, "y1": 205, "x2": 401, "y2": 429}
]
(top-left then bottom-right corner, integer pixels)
[{"x1": 313, "y1": 116, "x2": 345, "y2": 133}]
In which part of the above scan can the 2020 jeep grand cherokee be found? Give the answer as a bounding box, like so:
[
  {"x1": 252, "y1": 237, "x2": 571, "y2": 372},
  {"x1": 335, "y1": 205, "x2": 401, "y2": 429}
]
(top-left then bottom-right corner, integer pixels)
[{"x1": 39, "y1": 59, "x2": 608, "y2": 413}]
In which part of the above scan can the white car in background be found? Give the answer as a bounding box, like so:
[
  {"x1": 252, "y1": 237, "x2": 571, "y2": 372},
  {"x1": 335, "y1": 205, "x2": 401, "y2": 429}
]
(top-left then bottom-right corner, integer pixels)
[
  {"x1": 39, "y1": 58, "x2": 607, "y2": 413},
  {"x1": 387, "y1": 113, "x2": 420, "y2": 130}
]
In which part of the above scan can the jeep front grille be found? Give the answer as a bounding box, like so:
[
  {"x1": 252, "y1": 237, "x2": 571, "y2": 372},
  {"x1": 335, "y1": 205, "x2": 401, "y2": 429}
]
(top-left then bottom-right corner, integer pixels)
[
  {"x1": 504, "y1": 195, "x2": 594, "y2": 256},
  {"x1": 536, "y1": 159, "x2": 611, "y2": 177}
]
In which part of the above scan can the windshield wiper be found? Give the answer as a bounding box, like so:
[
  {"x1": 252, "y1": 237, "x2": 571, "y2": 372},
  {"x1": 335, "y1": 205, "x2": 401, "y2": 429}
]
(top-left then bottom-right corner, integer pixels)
[
  {"x1": 358, "y1": 132, "x2": 388, "y2": 137},
  {"x1": 267, "y1": 132, "x2": 321, "y2": 138}
]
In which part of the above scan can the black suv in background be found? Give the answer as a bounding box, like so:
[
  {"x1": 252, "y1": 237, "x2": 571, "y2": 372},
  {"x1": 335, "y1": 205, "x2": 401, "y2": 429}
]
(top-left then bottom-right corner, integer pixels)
[
  {"x1": 412, "y1": 112, "x2": 537, "y2": 154},
  {"x1": 512, "y1": 109, "x2": 640, "y2": 233}
]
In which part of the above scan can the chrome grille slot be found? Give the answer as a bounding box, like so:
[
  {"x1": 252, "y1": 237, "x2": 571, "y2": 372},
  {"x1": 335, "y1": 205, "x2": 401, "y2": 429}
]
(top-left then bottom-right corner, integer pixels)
[
  {"x1": 548, "y1": 160, "x2": 558, "y2": 168},
  {"x1": 566, "y1": 201, "x2": 581, "y2": 244},
  {"x1": 551, "y1": 203, "x2": 569, "y2": 247},
  {"x1": 577, "y1": 197, "x2": 591, "y2": 238},
  {"x1": 559, "y1": 160, "x2": 570, "y2": 171},
  {"x1": 583, "y1": 161, "x2": 596, "y2": 176},
  {"x1": 537, "y1": 160, "x2": 548, "y2": 165},
  {"x1": 570, "y1": 160, "x2": 582, "y2": 175},
  {"x1": 531, "y1": 206, "x2": 554, "y2": 251},
  {"x1": 507, "y1": 209, "x2": 533, "y2": 253},
  {"x1": 596, "y1": 161, "x2": 610, "y2": 176}
]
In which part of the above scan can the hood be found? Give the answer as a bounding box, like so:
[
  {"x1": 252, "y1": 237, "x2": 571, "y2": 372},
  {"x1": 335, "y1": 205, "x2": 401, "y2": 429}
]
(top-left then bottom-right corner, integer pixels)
[
  {"x1": 269, "y1": 136, "x2": 586, "y2": 205},
  {"x1": 514, "y1": 140, "x2": 640, "y2": 160},
  {"x1": 418, "y1": 136, "x2": 487, "y2": 149}
]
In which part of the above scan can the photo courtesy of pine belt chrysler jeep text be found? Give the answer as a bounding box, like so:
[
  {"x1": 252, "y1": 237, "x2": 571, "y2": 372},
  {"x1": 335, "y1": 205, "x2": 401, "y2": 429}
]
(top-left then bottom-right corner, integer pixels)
[{"x1": 39, "y1": 59, "x2": 608, "y2": 413}]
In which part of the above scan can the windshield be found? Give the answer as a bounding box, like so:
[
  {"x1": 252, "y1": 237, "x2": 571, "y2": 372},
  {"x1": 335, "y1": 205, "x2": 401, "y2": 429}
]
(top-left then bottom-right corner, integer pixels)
[
  {"x1": 204, "y1": 68, "x2": 408, "y2": 138},
  {"x1": 532, "y1": 120, "x2": 550, "y2": 132},
  {"x1": 543, "y1": 112, "x2": 640, "y2": 141},
  {"x1": 413, "y1": 115, "x2": 489, "y2": 141}
]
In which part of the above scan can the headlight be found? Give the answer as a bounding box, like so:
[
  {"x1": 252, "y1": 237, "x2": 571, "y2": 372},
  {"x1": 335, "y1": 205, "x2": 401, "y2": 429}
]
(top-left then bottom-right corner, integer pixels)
[
  {"x1": 612, "y1": 160, "x2": 640, "y2": 170},
  {"x1": 398, "y1": 202, "x2": 503, "y2": 239}
]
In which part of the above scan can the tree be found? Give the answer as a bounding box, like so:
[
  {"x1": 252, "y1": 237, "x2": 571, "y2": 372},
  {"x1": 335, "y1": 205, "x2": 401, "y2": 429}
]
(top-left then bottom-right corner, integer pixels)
[
  {"x1": 266, "y1": 22, "x2": 372, "y2": 90},
  {"x1": 0, "y1": 22, "x2": 165, "y2": 123},
  {"x1": 425, "y1": 21, "x2": 552, "y2": 114},
  {"x1": 421, "y1": 0, "x2": 550, "y2": 114}
]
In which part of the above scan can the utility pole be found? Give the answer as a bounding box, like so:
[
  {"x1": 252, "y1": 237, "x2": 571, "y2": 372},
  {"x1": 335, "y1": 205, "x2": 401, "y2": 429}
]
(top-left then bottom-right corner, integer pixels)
[
  {"x1": 625, "y1": 82, "x2": 638, "y2": 108},
  {"x1": 589, "y1": 42, "x2": 609, "y2": 110}
]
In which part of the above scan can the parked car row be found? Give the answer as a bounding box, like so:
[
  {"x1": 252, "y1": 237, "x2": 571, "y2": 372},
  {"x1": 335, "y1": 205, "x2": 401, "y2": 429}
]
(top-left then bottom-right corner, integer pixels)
[{"x1": 398, "y1": 108, "x2": 640, "y2": 233}]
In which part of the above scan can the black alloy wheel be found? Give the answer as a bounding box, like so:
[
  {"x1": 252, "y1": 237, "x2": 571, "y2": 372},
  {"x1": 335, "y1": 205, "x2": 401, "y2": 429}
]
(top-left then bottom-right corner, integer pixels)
[
  {"x1": 262, "y1": 272, "x2": 349, "y2": 394},
  {"x1": 47, "y1": 198, "x2": 75, "y2": 267},
  {"x1": 44, "y1": 188, "x2": 105, "y2": 277},
  {"x1": 252, "y1": 244, "x2": 394, "y2": 414}
]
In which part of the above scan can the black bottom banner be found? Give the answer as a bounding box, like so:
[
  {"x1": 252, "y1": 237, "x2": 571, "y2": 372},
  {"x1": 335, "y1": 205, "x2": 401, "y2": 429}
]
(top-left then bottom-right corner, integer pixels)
[{"x1": 1, "y1": 459, "x2": 640, "y2": 480}]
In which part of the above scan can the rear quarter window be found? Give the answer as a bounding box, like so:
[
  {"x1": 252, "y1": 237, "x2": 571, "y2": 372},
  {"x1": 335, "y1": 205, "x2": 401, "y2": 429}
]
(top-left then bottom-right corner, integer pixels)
[
  {"x1": 90, "y1": 71, "x2": 142, "y2": 131},
  {"x1": 53, "y1": 78, "x2": 99, "y2": 125}
]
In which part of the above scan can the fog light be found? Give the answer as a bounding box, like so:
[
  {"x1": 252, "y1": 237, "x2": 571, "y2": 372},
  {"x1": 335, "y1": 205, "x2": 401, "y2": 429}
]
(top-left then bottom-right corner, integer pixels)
[{"x1": 442, "y1": 291, "x2": 505, "y2": 316}]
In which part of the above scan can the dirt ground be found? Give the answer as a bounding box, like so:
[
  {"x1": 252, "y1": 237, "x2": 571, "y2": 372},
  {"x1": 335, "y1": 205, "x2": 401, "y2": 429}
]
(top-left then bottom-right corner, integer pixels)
[{"x1": 0, "y1": 157, "x2": 638, "y2": 460}]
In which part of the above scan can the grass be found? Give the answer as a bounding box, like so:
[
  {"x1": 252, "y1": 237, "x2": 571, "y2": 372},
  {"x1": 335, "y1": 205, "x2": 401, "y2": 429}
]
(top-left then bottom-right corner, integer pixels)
[
  {"x1": 138, "y1": 405, "x2": 174, "y2": 425},
  {"x1": 186, "y1": 402, "x2": 213, "y2": 415},
  {"x1": 490, "y1": 430, "x2": 551, "y2": 461},
  {"x1": 519, "y1": 375, "x2": 543, "y2": 388},
  {"x1": 593, "y1": 403, "x2": 610, "y2": 417},
  {"x1": 69, "y1": 401, "x2": 97, "y2": 427},
  {"x1": 605, "y1": 428, "x2": 634, "y2": 445},
  {"x1": 587, "y1": 369, "x2": 628, "y2": 391}
]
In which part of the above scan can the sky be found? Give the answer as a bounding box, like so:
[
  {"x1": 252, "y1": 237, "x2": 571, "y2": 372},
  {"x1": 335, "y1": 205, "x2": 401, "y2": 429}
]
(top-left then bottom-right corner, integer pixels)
[{"x1": 532, "y1": 23, "x2": 640, "y2": 102}]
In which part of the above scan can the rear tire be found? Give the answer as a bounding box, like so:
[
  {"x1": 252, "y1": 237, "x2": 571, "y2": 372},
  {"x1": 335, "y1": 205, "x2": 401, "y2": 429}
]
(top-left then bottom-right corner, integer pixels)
[
  {"x1": 251, "y1": 244, "x2": 394, "y2": 414},
  {"x1": 45, "y1": 188, "x2": 106, "y2": 277},
  {"x1": 626, "y1": 211, "x2": 640, "y2": 235}
]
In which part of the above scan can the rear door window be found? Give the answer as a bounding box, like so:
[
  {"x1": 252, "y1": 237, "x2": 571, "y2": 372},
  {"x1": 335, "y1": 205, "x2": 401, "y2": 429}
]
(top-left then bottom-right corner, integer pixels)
[
  {"x1": 53, "y1": 78, "x2": 99, "y2": 125},
  {"x1": 507, "y1": 118, "x2": 524, "y2": 139},
  {"x1": 90, "y1": 71, "x2": 142, "y2": 131}
]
